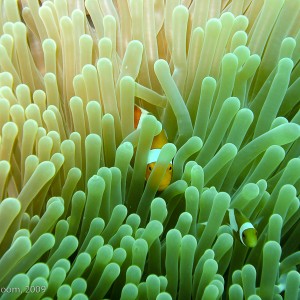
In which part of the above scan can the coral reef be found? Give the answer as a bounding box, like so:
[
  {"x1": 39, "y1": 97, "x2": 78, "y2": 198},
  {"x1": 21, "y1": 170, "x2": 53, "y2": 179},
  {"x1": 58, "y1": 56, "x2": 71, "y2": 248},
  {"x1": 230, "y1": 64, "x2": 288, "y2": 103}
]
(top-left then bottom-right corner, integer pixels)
[{"x1": 0, "y1": 0, "x2": 300, "y2": 299}]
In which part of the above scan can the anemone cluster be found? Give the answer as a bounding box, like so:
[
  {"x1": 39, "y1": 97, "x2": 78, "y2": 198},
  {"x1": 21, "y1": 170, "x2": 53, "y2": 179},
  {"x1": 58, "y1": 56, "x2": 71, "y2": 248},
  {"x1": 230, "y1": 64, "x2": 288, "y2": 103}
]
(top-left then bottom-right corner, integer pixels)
[{"x1": 0, "y1": 0, "x2": 300, "y2": 299}]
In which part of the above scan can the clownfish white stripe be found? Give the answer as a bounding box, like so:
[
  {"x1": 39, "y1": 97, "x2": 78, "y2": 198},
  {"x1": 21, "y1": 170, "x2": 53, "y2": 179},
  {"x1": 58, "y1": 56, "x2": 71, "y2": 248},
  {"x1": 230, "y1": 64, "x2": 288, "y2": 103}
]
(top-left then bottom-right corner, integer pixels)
[
  {"x1": 147, "y1": 149, "x2": 161, "y2": 164},
  {"x1": 228, "y1": 209, "x2": 238, "y2": 232},
  {"x1": 239, "y1": 222, "x2": 255, "y2": 245},
  {"x1": 137, "y1": 107, "x2": 149, "y2": 129},
  {"x1": 147, "y1": 149, "x2": 173, "y2": 164}
]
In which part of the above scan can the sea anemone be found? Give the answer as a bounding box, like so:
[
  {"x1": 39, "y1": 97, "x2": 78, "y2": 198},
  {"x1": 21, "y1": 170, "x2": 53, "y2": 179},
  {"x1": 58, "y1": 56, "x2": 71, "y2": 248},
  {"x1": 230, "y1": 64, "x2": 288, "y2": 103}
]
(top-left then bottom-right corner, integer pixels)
[{"x1": 0, "y1": 0, "x2": 300, "y2": 299}]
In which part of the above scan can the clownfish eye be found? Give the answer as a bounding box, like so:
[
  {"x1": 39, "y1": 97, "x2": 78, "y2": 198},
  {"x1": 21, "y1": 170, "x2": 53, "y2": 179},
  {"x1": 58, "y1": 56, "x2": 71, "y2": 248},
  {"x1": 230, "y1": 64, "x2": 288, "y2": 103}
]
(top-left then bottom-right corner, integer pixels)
[
  {"x1": 148, "y1": 166, "x2": 152, "y2": 171},
  {"x1": 169, "y1": 166, "x2": 172, "y2": 171}
]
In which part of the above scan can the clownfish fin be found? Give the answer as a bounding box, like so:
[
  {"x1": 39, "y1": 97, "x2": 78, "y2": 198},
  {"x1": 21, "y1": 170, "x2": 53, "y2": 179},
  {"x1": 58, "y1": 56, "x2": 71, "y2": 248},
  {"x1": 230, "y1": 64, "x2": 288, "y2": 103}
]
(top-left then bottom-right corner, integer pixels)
[
  {"x1": 199, "y1": 221, "x2": 208, "y2": 226},
  {"x1": 134, "y1": 105, "x2": 150, "y2": 129}
]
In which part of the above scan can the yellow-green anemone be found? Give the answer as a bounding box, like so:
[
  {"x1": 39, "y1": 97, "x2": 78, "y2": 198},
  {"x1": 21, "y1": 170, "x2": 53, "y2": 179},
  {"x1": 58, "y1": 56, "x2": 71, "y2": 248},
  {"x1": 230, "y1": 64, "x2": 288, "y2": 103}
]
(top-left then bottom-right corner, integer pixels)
[{"x1": 0, "y1": 0, "x2": 300, "y2": 299}]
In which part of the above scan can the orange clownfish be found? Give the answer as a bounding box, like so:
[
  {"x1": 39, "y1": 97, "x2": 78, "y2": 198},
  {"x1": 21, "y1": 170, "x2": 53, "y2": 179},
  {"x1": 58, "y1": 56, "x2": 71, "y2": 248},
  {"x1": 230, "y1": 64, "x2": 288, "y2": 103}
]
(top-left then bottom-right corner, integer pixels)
[{"x1": 134, "y1": 105, "x2": 173, "y2": 191}]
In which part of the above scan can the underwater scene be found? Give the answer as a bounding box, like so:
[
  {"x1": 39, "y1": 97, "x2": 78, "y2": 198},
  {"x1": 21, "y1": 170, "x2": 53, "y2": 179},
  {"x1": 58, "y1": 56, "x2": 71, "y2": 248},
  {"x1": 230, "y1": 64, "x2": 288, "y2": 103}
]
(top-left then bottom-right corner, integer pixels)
[{"x1": 0, "y1": 0, "x2": 300, "y2": 299}]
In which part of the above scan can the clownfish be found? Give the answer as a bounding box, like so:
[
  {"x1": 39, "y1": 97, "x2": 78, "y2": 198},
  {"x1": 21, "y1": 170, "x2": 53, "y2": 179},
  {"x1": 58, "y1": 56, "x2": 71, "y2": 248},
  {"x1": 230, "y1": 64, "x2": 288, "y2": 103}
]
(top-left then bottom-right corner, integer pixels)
[
  {"x1": 226, "y1": 208, "x2": 258, "y2": 248},
  {"x1": 134, "y1": 105, "x2": 173, "y2": 191}
]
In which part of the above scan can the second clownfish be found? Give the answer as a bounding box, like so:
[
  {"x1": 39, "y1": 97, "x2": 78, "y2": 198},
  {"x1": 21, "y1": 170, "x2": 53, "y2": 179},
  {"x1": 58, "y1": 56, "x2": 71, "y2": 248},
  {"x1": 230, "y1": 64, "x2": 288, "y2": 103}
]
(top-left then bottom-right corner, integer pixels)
[
  {"x1": 134, "y1": 105, "x2": 173, "y2": 191},
  {"x1": 226, "y1": 208, "x2": 258, "y2": 248}
]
